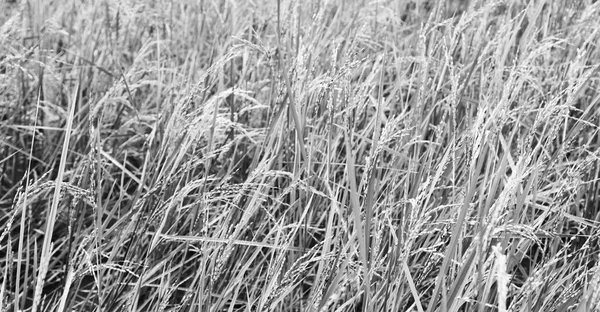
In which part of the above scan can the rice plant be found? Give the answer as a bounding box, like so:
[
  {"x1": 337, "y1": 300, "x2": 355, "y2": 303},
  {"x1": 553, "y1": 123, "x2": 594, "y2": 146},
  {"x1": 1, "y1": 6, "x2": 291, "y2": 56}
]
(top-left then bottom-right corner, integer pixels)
[{"x1": 1, "y1": 0, "x2": 599, "y2": 311}]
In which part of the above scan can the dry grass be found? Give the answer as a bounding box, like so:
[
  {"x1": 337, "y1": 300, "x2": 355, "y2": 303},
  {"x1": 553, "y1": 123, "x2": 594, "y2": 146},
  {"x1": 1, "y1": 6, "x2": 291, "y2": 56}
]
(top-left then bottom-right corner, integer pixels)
[{"x1": 1, "y1": 0, "x2": 600, "y2": 311}]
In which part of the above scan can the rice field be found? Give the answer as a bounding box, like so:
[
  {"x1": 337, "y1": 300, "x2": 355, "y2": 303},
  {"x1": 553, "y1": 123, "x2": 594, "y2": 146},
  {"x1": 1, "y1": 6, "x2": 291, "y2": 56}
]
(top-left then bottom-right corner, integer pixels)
[{"x1": 1, "y1": 0, "x2": 600, "y2": 311}]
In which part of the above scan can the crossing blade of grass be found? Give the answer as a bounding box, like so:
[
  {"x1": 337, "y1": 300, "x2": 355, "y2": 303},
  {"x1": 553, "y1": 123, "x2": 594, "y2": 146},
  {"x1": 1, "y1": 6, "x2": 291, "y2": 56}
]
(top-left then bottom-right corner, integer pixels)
[
  {"x1": 31, "y1": 82, "x2": 79, "y2": 312},
  {"x1": 343, "y1": 124, "x2": 368, "y2": 304},
  {"x1": 56, "y1": 265, "x2": 76, "y2": 312},
  {"x1": 427, "y1": 137, "x2": 487, "y2": 312},
  {"x1": 311, "y1": 180, "x2": 341, "y2": 309},
  {"x1": 14, "y1": 88, "x2": 43, "y2": 312},
  {"x1": 276, "y1": 0, "x2": 307, "y2": 164},
  {"x1": 1, "y1": 265, "x2": 7, "y2": 309},
  {"x1": 402, "y1": 261, "x2": 425, "y2": 312},
  {"x1": 446, "y1": 243, "x2": 477, "y2": 311}
]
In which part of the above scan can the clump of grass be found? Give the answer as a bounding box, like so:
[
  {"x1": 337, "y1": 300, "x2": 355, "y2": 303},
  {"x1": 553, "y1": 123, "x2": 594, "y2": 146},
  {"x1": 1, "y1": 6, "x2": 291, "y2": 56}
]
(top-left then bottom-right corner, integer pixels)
[{"x1": 1, "y1": 0, "x2": 600, "y2": 311}]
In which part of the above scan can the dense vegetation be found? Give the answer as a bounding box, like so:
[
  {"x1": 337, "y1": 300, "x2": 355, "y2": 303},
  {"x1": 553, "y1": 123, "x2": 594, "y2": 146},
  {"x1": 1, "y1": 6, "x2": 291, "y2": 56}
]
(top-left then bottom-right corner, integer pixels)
[{"x1": 1, "y1": 0, "x2": 599, "y2": 311}]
